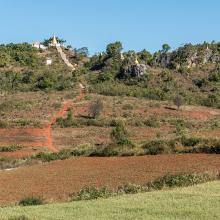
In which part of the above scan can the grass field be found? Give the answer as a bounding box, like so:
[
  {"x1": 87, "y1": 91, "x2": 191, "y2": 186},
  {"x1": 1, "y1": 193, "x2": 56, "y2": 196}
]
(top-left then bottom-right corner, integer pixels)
[{"x1": 0, "y1": 181, "x2": 219, "y2": 220}]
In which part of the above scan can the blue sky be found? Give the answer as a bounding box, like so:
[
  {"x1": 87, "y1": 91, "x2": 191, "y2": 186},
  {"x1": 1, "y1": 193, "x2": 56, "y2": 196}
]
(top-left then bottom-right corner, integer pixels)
[{"x1": 1, "y1": 0, "x2": 220, "y2": 54}]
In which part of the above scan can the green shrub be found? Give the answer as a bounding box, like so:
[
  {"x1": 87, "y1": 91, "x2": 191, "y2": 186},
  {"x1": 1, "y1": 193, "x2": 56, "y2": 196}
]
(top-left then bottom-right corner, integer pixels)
[
  {"x1": 89, "y1": 144, "x2": 120, "y2": 157},
  {"x1": 89, "y1": 143, "x2": 137, "y2": 157},
  {"x1": 174, "y1": 119, "x2": 187, "y2": 136},
  {"x1": 142, "y1": 140, "x2": 172, "y2": 155},
  {"x1": 0, "y1": 158, "x2": 26, "y2": 170},
  {"x1": 208, "y1": 71, "x2": 220, "y2": 82},
  {"x1": 19, "y1": 197, "x2": 43, "y2": 206},
  {"x1": 181, "y1": 136, "x2": 201, "y2": 147},
  {"x1": 68, "y1": 144, "x2": 97, "y2": 156},
  {"x1": 33, "y1": 144, "x2": 97, "y2": 162},
  {"x1": 118, "y1": 183, "x2": 145, "y2": 194},
  {"x1": 144, "y1": 115, "x2": 160, "y2": 128},
  {"x1": 56, "y1": 109, "x2": 78, "y2": 128},
  {"x1": 72, "y1": 187, "x2": 112, "y2": 201},
  {"x1": 33, "y1": 150, "x2": 71, "y2": 162},
  {"x1": 203, "y1": 94, "x2": 220, "y2": 108},
  {"x1": 0, "y1": 145, "x2": 22, "y2": 152},
  {"x1": 197, "y1": 142, "x2": 220, "y2": 154},
  {"x1": 147, "y1": 173, "x2": 216, "y2": 190},
  {"x1": 70, "y1": 173, "x2": 218, "y2": 201},
  {"x1": 111, "y1": 120, "x2": 131, "y2": 145}
]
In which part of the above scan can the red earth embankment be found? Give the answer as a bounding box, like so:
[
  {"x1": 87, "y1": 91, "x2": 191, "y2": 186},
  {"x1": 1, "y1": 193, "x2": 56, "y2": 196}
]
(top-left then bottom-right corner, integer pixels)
[{"x1": 0, "y1": 154, "x2": 219, "y2": 206}]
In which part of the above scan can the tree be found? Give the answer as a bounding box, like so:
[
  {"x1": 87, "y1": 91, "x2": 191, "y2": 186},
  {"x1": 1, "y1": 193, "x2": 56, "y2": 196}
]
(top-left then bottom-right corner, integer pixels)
[
  {"x1": 106, "y1": 41, "x2": 123, "y2": 58},
  {"x1": 162, "y1": 44, "x2": 171, "y2": 53},
  {"x1": 173, "y1": 95, "x2": 183, "y2": 110},
  {"x1": 0, "y1": 51, "x2": 10, "y2": 67},
  {"x1": 204, "y1": 94, "x2": 220, "y2": 107},
  {"x1": 75, "y1": 47, "x2": 89, "y2": 57},
  {"x1": 88, "y1": 99, "x2": 104, "y2": 119},
  {"x1": 137, "y1": 49, "x2": 152, "y2": 64},
  {"x1": 5, "y1": 71, "x2": 22, "y2": 90}
]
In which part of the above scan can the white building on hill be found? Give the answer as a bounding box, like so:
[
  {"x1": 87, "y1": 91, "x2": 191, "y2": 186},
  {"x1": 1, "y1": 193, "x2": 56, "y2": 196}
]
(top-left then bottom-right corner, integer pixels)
[{"x1": 32, "y1": 42, "x2": 47, "y2": 50}]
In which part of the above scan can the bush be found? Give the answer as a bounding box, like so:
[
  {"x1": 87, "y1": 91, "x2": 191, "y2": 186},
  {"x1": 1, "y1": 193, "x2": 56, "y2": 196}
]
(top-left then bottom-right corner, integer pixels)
[
  {"x1": 71, "y1": 173, "x2": 218, "y2": 201},
  {"x1": 0, "y1": 145, "x2": 22, "y2": 152},
  {"x1": 88, "y1": 99, "x2": 104, "y2": 119},
  {"x1": 0, "y1": 158, "x2": 26, "y2": 170},
  {"x1": 19, "y1": 197, "x2": 43, "y2": 206},
  {"x1": 181, "y1": 136, "x2": 201, "y2": 147},
  {"x1": 142, "y1": 140, "x2": 172, "y2": 155},
  {"x1": 68, "y1": 144, "x2": 97, "y2": 156},
  {"x1": 203, "y1": 94, "x2": 220, "y2": 108},
  {"x1": 33, "y1": 150, "x2": 71, "y2": 162},
  {"x1": 147, "y1": 173, "x2": 216, "y2": 190},
  {"x1": 144, "y1": 115, "x2": 160, "y2": 128},
  {"x1": 56, "y1": 109, "x2": 79, "y2": 128},
  {"x1": 118, "y1": 183, "x2": 145, "y2": 194},
  {"x1": 110, "y1": 120, "x2": 131, "y2": 145},
  {"x1": 72, "y1": 186, "x2": 112, "y2": 201}
]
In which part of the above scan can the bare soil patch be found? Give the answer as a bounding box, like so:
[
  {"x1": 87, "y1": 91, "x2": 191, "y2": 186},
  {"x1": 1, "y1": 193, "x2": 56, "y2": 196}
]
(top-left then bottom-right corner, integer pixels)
[{"x1": 0, "y1": 154, "x2": 219, "y2": 206}]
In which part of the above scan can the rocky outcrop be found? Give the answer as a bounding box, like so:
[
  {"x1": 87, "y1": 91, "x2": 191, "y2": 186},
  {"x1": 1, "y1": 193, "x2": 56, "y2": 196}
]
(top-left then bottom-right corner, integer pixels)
[
  {"x1": 155, "y1": 44, "x2": 220, "y2": 69},
  {"x1": 121, "y1": 63, "x2": 147, "y2": 78}
]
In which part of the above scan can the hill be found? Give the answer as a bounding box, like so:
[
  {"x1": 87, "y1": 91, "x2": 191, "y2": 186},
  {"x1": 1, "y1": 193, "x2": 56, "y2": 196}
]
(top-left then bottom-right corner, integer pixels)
[
  {"x1": 0, "y1": 40, "x2": 220, "y2": 109},
  {"x1": 0, "y1": 39, "x2": 219, "y2": 212}
]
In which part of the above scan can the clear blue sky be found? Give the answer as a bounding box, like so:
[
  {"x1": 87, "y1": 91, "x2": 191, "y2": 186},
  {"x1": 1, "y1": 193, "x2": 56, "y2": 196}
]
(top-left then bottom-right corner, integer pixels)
[{"x1": 1, "y1": 0, "x2": 220, "y2": 54}]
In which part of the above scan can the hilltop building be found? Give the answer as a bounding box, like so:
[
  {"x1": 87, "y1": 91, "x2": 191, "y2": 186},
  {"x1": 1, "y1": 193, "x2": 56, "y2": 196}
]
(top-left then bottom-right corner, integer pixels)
[
  {"x1": 49, "y1": 35, "x2": 61, "y2": 47},
  {"x1": 46, "y1": 58, "x2": 52, "y2": 65},
  {"x1": 32, "y1": 42, "x2": 47, "y2": 50}
]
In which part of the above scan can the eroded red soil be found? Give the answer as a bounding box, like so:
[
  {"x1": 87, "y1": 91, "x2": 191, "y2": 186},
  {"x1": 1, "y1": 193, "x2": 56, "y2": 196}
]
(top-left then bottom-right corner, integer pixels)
[{"x1": 0, "y1": 92, "x2": 85, "y2": 156}]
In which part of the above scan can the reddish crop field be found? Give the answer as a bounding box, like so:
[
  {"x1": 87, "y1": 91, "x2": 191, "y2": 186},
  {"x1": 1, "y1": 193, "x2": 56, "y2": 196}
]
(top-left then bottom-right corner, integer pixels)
[{"x1": 0, "y1": 154, "x2": 219, "y2": 206}]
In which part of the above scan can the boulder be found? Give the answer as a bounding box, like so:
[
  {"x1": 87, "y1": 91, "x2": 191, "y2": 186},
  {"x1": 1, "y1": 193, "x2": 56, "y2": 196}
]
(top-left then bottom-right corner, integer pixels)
[{"x1": 122, "y1": 64, "x2": 147, "y2": 77}]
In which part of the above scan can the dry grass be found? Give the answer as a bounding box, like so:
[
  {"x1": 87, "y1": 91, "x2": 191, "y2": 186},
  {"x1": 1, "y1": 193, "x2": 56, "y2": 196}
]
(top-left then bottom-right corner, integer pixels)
[{"x1": 0, "y1": 91, "x2": 77, "y2": 127}]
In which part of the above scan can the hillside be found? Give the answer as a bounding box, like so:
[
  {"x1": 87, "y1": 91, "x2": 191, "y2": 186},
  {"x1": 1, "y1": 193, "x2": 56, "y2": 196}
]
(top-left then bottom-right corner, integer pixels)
[
  {"x1": 0, "y1": 39, "x2": 219, "y2": 211},
  {"x1": 0, "y1": 41, "x2": 220, "y2": 108}
]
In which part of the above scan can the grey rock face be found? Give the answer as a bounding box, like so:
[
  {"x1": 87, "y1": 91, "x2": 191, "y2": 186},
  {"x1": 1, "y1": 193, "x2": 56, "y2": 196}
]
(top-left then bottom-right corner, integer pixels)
[
  {"x1": 160, "y1": 53, "x2": 172, "y2": 68},
  {"x1": 122, "y1": 64, "x2": 147, "y2": 77}
]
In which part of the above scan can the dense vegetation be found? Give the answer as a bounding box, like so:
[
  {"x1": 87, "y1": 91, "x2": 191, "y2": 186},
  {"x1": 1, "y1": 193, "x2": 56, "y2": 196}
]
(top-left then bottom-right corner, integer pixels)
[
  {"x1": 86, "y1": 41, "x2": 220, "y2": 108},
  {"x1": 0, "y1": 40, "x2": 220, "y2": 108}
]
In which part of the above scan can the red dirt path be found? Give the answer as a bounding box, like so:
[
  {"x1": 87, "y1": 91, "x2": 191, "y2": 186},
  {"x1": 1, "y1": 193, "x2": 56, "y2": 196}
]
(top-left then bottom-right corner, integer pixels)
[
  {"x1": 0, "y1": 154, "x2": 219, "y2": 206},
  {"x1": 0, "y1": 91, "x2": 85, "y2": 156}
]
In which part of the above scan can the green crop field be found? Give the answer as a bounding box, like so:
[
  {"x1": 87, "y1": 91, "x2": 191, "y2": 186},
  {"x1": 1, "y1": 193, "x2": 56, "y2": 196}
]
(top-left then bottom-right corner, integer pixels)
[{"x1": 1, "y1": 181, "x2": 219, "y2": 220}]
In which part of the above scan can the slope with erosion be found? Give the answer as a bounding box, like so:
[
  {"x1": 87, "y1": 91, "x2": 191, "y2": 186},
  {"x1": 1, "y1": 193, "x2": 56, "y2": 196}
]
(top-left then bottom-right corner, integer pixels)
[{"x1": 0, "y1": 90, "x2": 82, "y2": 157}]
